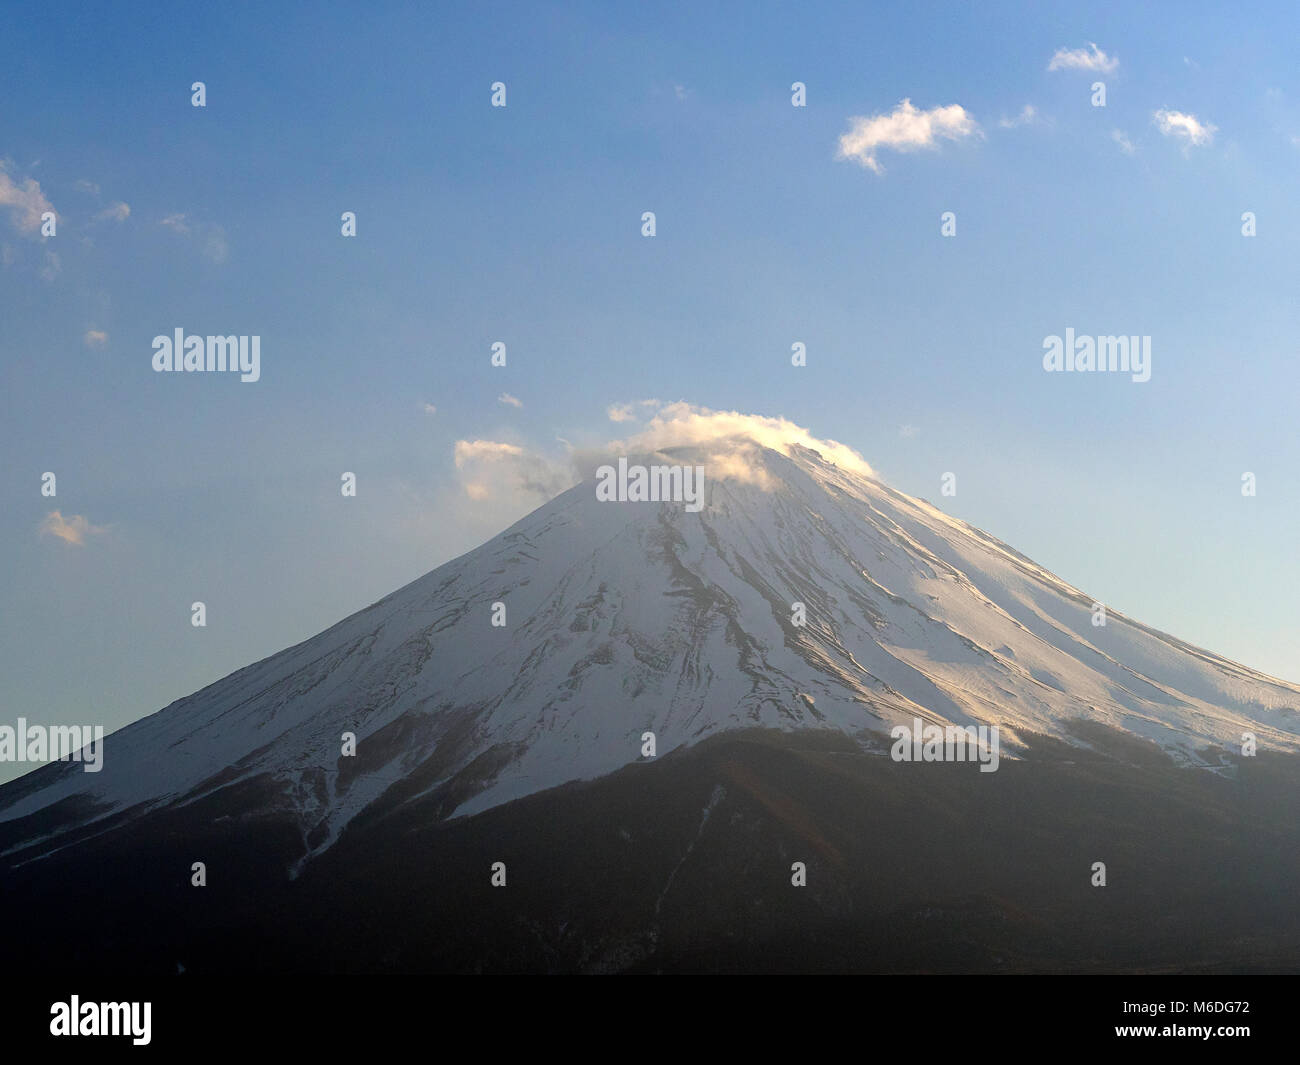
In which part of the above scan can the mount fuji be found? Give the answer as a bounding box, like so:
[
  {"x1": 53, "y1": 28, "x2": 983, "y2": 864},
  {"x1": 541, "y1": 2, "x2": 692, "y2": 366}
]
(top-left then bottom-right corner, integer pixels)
[{"x1": 4, "y1": 431, "x2": 1299, "y2": 973}]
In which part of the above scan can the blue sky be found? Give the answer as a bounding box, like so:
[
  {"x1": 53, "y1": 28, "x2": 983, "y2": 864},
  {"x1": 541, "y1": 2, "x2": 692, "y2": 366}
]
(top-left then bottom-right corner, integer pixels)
[{"x1": 3, "y1": 1, "x2": 1299, "y2": 779}]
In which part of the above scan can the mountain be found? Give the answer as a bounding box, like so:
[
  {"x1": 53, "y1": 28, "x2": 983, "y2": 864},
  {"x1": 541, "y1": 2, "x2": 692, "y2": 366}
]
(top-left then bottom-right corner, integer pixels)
[{"x1": 4, "y1": 437, "x2": 1299, "y2": 973}]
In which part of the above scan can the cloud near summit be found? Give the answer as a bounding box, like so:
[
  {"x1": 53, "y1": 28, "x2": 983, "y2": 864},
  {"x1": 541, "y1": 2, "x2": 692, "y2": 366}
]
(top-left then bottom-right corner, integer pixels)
[
  {"x1": 604, "y1": 402, "x2": 875, "y2": 480},
  {"x1": 452, "y1": 439, "x2": 571, "y2": 503},
  {"x1": 450, "y1": 402, "x2": 875, "y2": 510}
]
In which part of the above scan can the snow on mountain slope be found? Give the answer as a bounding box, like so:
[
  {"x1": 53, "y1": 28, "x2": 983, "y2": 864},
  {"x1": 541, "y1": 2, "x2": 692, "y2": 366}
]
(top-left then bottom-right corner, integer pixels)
[{"x1": 4, "y1": 437, "x2": 1298, "y2": 867}]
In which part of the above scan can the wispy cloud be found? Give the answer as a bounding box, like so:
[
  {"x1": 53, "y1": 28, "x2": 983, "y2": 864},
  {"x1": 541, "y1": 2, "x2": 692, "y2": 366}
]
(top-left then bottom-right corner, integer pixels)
[
  {"x1": 1153, "y1": 108, "x2": 1216, "y2": 147},
  {"x1": 83, "y1": 329, "x2": 108, "y2": 347},
  {"x1": 452, "y1": 439, "x2": 573, "y2": 504},
  {"x1": 1112, "y1": 129, "x2": 1137, "y2": 155},
  {"x1": 422, "y1": 402, "x2": 437, "y2": 415},
  {"x1": 1048, "y1": 42, "x2": 1118, "y2": 74},
  {"x1": 607, "y1": 399, "x2": 660, "y2": 423},
  {"x1": 203, "y1": 229, "x2": 228, "y2": 263},
  {"x1": 160, "y1": 212, "x2": 228, "y2": 262},
  {"x1": 899, "y1": 424, "x2": 919, "y2": 438},
  {"x1": 454, "y1": 440, "x2": 524, "y2": 463},
  {"x1": 39, "y1": 510, "x2": 108, "y2": 546},
  {"x1": 498, "y1": 392, "x2": 523, "y2": 409},
  {"x1": 998, "y1": 104, "x2": 1042, "y2": 129},
  {"x1": 836, "y1": 98, "x2": 979, "y2": 175},
  {"x1": 94, "y1": 201, "x2": 130, "y2": 223},
  {"x1": 38, "y1": 250, "x2": 59, "y2": 281},
  {"x1": 0, "y1": 161, "x2": 55, "y2": 235}
]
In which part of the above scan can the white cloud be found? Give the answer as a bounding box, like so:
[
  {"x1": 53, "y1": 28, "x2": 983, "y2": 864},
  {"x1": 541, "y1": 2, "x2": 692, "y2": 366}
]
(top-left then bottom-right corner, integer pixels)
[
  {"x1": 498, "y1": 392, "x2": 523, "y2": 408},
  {"x1": 84, "y1": 329, "x2": 108, "y2": 347},
  {"x1": 454, "y1": 440, "x2": 524, "y2": 464},
  {"x1": 1153, "y1": 108, "x2": 1216, "y2": 147},
  {"x1": 422, "y1": 402, "x2": 437, "y2": 415},
  {"x1": 159, "y1": 213, "x2": 190, "y2": 234},
  {"x1": 836, "y1": 98, "x2": 979, "y2": 175},
  {"x1": 0, "y1": 161, "x2": 55, "y2": 235},
  {"x1": 1112, "y1": 129, "x2": 1137, "y2": 155},
  {"x1": 1048, "y1": 42, "x2": 1118, "y2": 74},
  {"x1": 599, "y1": 401, "x2": 876, "y2": 485},
  {"x1": 39, "y1": 510, "x2": 108, "y2": 546}
]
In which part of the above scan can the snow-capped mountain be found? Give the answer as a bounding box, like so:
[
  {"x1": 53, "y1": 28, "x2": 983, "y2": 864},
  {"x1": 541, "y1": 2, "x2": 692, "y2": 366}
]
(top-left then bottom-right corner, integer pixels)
[{"x1": 4, "y1": 438, "x2": 1298, "y2": 870}]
